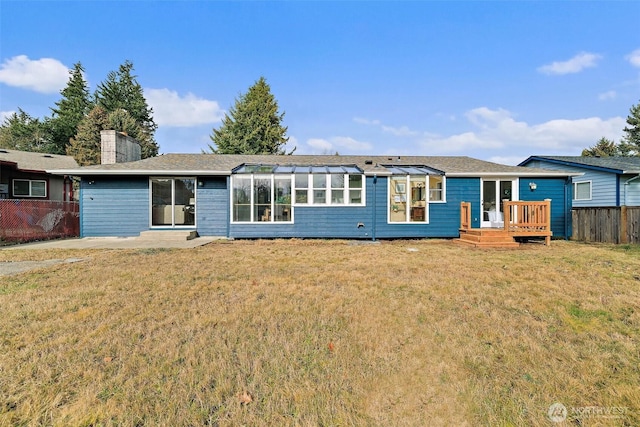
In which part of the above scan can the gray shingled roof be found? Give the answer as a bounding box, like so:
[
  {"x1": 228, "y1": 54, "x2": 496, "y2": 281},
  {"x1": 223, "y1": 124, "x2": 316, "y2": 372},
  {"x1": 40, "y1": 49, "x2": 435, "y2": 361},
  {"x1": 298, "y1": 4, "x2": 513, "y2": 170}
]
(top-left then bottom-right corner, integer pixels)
[
  {"x1": 0, "y1": 148, "x2": 78, "y2": 172},
  {"x1": 47, "y1": 153, "x2": 576, "y2": 177},
  {"x1": 522, "y1": 156, "x2": 640, "y2": 173}
]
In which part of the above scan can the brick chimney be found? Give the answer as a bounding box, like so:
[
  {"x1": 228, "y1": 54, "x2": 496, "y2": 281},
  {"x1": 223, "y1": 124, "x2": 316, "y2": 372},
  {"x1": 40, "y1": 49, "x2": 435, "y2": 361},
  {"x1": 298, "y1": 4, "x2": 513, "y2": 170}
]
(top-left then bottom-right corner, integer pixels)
[{"x1": 100, "y1": 130, "x2": 142, "y2": 164}]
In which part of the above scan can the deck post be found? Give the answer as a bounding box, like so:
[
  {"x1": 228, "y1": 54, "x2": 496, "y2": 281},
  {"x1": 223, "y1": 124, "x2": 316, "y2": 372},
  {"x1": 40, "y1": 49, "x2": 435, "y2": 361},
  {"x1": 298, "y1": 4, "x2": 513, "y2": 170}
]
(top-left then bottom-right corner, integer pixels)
[
  {"x1": 544, "y1": 199, "x2": 551, "y2": 246},
  {"x1": 503, "y1": 200, "x2": 511, "y2": 232},
  {"x1": 460, "y1": 201, "x2": 471, "y2": 230}
]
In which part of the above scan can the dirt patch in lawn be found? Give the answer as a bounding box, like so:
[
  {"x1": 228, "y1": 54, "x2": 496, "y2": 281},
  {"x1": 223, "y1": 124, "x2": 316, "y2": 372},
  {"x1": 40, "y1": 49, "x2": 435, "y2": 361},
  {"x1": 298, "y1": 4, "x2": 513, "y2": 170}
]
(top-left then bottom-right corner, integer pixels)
[{"x1": 0, "y1": 258, "x2": 84, "y2": 276}]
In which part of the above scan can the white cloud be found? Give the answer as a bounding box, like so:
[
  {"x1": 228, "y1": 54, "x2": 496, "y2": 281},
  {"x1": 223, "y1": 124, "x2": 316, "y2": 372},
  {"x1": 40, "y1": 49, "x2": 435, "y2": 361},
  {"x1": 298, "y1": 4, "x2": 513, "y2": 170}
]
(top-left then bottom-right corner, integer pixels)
[
  {"x1": 625, "y1": 48, "x2": 640, "y2": 68},
  {"x1": 381, "y1": 124, "x2": 419, "y2": 137},
  {"x1": 307, "y1": 138, "x2": 334, "y2": 152},
  {"x1": 331, "y1": 136, "x2": 373, "y2": 151},
  {"x1": 487, "y1": 156, "x2": 530, "y2": 166},
  {"x1": 145, "y1": 88, "x2": 224, "y2": 127},
  {"x1": 305, "y1": 136, "x2": 372, "y2": 154},
  {"x1": 537, "y1": 52, "x2": 602, "y2": 75},
  {"x1": 420, "y1": 107, "x2": 625, "y2": 155},
  {"x1": 354, "y1": 117, "x2": 418, "y2": 137},
  {"x1": 353, "y1": 117, "x2": 380, "y2": 125},
  {"x1": 598, "y1": 90, "x2": 617, "y2": 100},
  {"x1": 0, "y1": 110, "x2": 15, "y2": 123},
  {"x1": 0, "y1": 55, "x2": 69, "y2": 93}
]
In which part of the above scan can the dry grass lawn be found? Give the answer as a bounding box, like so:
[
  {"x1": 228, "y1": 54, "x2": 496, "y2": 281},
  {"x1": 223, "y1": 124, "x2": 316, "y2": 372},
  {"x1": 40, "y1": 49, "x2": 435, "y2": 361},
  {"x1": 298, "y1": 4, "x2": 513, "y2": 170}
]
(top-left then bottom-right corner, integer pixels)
[{"x1": 0, "y1": 239, "x2": 638, "y2": 426}]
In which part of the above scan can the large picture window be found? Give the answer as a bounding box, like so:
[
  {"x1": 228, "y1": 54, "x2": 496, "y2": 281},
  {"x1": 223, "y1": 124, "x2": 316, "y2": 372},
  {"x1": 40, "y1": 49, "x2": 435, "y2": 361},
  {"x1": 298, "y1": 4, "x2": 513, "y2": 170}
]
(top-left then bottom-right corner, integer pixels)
[
  {"x1": 151, "y1": 178, "x2": 196, "y2": 227},
  {"x1": 13, "y1": 179, "x2": 46, "y2": 198},
  {"x1": 231, "y1": 170, "x2": 365, "y2": 223},
  {"x1": 232, "y1": 175, "x2": 292, "y2": 223},
  {"x1": 388, "y1": 174, "x2": 444, "y2": 223}
]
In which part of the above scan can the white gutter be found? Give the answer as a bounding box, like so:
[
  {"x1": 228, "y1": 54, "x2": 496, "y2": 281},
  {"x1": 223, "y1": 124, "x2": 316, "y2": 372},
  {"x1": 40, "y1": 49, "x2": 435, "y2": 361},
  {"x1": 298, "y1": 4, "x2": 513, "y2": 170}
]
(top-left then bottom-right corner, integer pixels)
[
  {"x1": 623, "y1": 174, "x2": 640, "y2": 206},
  {"x1": 445, "y1": 171, "x2": 584, "y2": 177},
  {"x1": 47, "y1": 169, "x2": 232, "y2": 176}
]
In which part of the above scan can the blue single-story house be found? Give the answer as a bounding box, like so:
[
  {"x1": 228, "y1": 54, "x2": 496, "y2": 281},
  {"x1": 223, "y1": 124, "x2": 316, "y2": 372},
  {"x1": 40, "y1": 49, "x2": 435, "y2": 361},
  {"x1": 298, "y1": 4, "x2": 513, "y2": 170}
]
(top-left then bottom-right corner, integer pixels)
[
  {"x1": 50, "y1": 151, "x2": 578, "y2": 240},
  {"x1": 520, "y1": 156, "x2": 640, "y2": 207}
]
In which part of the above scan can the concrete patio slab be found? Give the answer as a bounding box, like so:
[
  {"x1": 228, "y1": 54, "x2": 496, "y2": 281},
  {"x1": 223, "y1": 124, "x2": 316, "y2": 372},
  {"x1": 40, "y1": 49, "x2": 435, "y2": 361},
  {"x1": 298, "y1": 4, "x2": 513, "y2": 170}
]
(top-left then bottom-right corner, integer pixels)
[{"x1": 1, "y1": 236, "x2": 225, "y2": 250}]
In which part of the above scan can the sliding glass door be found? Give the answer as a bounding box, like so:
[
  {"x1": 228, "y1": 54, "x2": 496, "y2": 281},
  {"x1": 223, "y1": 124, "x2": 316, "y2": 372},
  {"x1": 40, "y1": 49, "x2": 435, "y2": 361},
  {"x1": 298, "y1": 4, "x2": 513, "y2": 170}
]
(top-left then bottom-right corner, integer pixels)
[{"x1": 151, "y1": 178, "x2": 196, "y2": 227}]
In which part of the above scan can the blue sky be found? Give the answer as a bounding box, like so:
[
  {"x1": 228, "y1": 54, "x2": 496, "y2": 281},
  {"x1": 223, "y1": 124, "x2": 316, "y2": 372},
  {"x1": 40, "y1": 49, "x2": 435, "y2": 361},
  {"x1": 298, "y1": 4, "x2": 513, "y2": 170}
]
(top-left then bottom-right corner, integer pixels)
[{"x1": 1, "y1": 1, "x2": 639, "y2": 165}]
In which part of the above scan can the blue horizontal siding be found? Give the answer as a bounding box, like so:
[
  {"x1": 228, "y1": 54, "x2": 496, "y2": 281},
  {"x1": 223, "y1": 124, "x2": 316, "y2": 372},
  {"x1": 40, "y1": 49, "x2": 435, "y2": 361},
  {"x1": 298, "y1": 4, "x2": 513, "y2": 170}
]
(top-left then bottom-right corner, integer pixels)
[
  {"x1": 374, "y1": 177, "x2": 480, "y2": 238},
  {"x1": 195, "y1": 176, "x2": 228, "y2": 236},
  {"x1": 229, "y1": 176, "x2": 481, "y2": 239},
  {"x1": 81, "y1": 177, "x2": 149, "y2": 237},
  {"x1": 622, "y1": 174, "x2": 640, "y2": 206},
  {"x1": 519, "y1": 177, "x2": 570, "y2": 238},
  {"x1": 523, "y1": 160, "x2": 618, "y2": 207}
]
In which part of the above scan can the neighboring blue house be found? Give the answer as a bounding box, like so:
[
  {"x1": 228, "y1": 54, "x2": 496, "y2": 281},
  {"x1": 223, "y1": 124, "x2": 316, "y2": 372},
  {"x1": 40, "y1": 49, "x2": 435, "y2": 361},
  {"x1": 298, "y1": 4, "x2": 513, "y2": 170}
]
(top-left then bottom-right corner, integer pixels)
[
  {"x1": 50, "y1": 153, "x2": 577, "y2": 240},
  {"x1": 520, "y1": 156, "x2": 640, "y2": 207}
]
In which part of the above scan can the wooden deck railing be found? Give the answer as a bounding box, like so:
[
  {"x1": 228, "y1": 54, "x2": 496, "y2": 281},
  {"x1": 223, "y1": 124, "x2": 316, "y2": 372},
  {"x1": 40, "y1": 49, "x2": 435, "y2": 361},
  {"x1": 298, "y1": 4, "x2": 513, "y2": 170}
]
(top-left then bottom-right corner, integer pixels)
[
  {"x1": 503, "y1": 199, "x2": 552, "y2": 245},
  {"x1": 460, "y1": 201, "x2": 471, "y2": 230},
  {"x1": 459, "y1": 200, "x2": 553, "y2": 245}
]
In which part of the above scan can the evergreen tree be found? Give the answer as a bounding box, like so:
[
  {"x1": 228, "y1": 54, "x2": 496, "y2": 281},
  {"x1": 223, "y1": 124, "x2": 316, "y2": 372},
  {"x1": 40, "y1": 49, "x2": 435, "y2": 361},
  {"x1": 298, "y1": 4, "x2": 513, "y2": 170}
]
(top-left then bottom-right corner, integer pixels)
[
  {"x1": 66, "y1": 106, "x2": 144, "y2": 166},
  {"x1": 94, "y1": 60, "x2": 159, "y2": 158},
  {"x1": 49, "y1": 62, "x2": 92, "y2": 154},
  {"x1": 618, "y1": 100, "x2": 640, "y2": 156},
  {"x1": 0, "y1": 109, "x2": 54, "y2": 153},
  {"x1": 581, "y1": 137, "x2": 620, "y2": 157},
  {"x1": 208, "y1": 77, "x2": 293, "y2": 154},
  {"x1": 66, "y1": 106, "x2": 109, "y2": 166}
]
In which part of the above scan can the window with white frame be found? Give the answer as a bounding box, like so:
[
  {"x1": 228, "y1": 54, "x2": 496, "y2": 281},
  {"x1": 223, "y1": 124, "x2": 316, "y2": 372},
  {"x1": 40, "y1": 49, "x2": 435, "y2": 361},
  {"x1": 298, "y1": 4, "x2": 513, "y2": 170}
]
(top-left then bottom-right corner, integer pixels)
[
  {"x1": 151, "y1": 178, "x2": 196, "y2": 227},
  {"x1": 230, "y1": 165, "x2": 365, "y2": 223},
  {"x1": 574, "y1": 181, "x2": 591, "y2": 201},
  {"x1": 386, "y1": 168, "x2": 446, "y2": 223},
  {"x1": 13, "y1": 179, "x2": 46, "y2": 198}
]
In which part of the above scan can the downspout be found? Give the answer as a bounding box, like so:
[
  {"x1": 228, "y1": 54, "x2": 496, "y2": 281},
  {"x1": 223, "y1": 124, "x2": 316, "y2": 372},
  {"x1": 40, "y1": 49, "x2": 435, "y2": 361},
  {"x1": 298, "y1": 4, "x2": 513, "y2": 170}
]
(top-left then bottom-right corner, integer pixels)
[
  {"x1": 565, "y1": 177, "x2": 571, "y2": 240},
  {"x1": 226, "y1": 176, "x2": 231, "y2": 239},
  {"x1": 624, "y1": 174, "x2": 640, "y2": 206},
  {"x1": 79, "y1": 178, "x2": 84, "y2": 238},
  {"x1": 372, "y1": 174, "x2": 377, "y2": 241}
]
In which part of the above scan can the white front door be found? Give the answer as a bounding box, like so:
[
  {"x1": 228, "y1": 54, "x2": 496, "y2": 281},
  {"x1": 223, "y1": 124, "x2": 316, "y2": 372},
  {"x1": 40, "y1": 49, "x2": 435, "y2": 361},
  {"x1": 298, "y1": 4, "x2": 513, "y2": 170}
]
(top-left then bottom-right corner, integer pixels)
[{"x1": 481, "y1": 178, "x2": 518, "y2": 228}]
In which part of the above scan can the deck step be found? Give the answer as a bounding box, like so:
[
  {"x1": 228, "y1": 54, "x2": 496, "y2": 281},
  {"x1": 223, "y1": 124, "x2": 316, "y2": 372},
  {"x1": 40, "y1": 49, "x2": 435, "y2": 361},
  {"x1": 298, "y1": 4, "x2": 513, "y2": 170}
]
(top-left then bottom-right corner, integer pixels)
[
  {"x1": 138, "y1": 230, "x2": 198, "y2": 241},
  {"x1": 456, "y1": 228, "x2": 520, "y2": 248}
]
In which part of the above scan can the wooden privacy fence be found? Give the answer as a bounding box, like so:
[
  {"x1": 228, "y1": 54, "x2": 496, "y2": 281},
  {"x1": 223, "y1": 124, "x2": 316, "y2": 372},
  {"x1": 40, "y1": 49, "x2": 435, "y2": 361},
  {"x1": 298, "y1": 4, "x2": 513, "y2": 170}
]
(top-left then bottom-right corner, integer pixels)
[
  {"x1": 572, "y1": 206, "x2": 640, "y2": 244},
  {"x1": 0, "y1": 200, "x2": 79, "y2": 243}
]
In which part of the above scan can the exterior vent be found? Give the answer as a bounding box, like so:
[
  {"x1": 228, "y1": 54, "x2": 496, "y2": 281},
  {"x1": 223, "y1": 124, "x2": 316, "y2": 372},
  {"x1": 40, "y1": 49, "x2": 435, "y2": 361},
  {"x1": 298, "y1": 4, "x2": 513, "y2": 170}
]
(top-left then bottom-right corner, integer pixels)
[
  {"x1": 365, "y1": 160, "x2": 373, "y2": 165},
  {"x1": 43, "y1": 154, "x2": 54, "y2": 158}
]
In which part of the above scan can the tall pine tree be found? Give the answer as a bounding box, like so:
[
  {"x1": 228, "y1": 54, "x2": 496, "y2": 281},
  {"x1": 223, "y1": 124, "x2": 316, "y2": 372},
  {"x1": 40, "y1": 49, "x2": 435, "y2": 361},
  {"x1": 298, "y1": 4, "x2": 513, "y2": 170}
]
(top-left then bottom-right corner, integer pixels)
[
  {"x1": 94, "y1": 60, "x2": 159, "y2": 158},
  {"x1": 208, "y1": 77, "x2": 293, "y2": 154},
  {"x1": 0, "y1": 109, "x2": 53, "y2": 153},
  {"x1": 49, "y1": 62, "x2": 92, "y2": 155},
  {"x1": 619, "y1": 100, "x2": 640, "y2": 156},
  {"x1": 581, "y1": 137, "x2": 620, "y2": 157},
  {"x1": 66, "y1": 106, "x2": 109, "y2": 166}
]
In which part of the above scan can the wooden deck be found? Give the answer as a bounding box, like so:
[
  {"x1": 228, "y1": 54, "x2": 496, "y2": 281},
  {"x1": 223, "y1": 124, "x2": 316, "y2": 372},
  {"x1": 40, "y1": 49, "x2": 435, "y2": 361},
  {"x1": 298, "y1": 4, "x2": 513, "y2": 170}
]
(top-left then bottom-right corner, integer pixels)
[{"x1": 456, "y1": 200, "x2": 553, "y2": 248}]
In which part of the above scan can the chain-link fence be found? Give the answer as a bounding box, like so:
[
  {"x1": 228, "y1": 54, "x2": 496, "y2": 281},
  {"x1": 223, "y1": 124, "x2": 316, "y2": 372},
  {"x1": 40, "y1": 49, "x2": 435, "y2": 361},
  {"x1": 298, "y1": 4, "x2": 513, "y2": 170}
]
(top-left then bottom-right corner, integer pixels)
[{"x1": 0, "y1": 200, "x2": 80, "y2": 243}]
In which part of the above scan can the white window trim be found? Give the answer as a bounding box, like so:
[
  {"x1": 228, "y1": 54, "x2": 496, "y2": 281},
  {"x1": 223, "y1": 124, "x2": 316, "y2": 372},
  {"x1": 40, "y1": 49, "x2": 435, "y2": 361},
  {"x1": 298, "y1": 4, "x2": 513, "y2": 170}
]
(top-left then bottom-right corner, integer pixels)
[
  {"x1": 12, "y1": 179, "x2": 47, "y2": 198},
  {"x1": 429, "y1": 176, "x2": 447, "y2": 203},
  {"x1": 293, "y1": 173, "x2": 366, "y2": 207},
  {"x1": 149, "y1": 177, "x2": 197, "y2": 228},
  {"x1": 230, "y1": 174, "x2": 294, "y2": 224},
  {"x1": 387, "y1": 175, "x2": 432, "y2": 224},
  {"x1": 573, "y1": 180, "x2": 592, "y2": 201},
  {"x1": 231, "y1": 173, "x2": 367, "y2": 223}
]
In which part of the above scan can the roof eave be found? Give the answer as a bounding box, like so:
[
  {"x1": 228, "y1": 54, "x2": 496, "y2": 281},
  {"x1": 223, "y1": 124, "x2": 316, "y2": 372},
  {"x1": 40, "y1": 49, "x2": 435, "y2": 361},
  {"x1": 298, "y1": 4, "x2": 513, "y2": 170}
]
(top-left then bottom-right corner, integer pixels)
[
  {"x1": 447, "y1": 171, "x2": 583, "y2": 177},
  {"x1": 47, "y1": 169, "x2": 232, "y2": 176}
]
